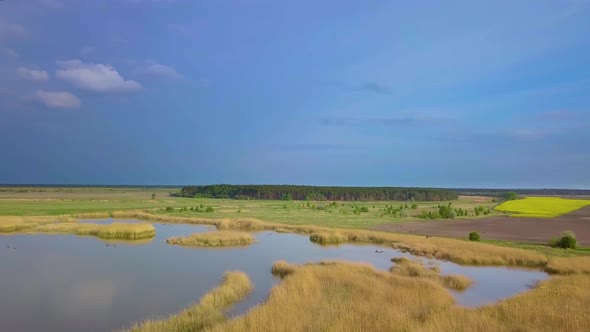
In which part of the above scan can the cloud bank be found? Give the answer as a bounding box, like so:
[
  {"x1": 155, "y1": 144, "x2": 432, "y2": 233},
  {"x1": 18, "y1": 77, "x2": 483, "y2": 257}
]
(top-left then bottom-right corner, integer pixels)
[
  {"x1": 17, "y1": 67, "x2": 49, "y2": 82},
  {"x1": 144, "y1": 63, "x2": 182, "y2": 79},
  {"x1": 37, "y1": 90, "x2": 81, "y2": 109},
  {"x1": 56, "y1": 60, "x2": 142, "y2": 92}
]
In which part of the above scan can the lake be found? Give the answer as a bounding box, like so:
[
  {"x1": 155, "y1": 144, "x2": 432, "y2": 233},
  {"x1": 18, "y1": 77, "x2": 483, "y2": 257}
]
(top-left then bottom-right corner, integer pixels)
[{"x1": 0, "y1": 219, "x2": 547, "y2": 332}]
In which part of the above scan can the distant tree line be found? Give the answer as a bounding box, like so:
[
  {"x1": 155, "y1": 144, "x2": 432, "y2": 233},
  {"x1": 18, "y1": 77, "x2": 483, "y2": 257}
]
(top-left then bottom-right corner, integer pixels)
[
  {"x1": 172, "y1": 185, "x2": 458, "y2": 201},
  {"x1": 454, "y1": 188, "x2": 590, "y2": 197}
]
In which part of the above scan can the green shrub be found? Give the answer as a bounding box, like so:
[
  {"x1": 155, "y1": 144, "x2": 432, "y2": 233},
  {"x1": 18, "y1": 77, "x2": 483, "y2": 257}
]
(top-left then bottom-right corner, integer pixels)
[
  {"x1": 504, "y1": 192, "x2": 519, "y2": 200},
  {"x1": 550, "y1": 230, "x2": 577, "y2": 249},
  {"x1": 469, "y1": 232, "x2": 480, "y2": 241},
  {"x1": 360, "y1": 207, "x2": 369, "y2": 213},
  {"x1": 411, "y1": 203, "x2": 418, "y2": 209},
  {"x1": 205, "y1": 206, "x2": 214, "y2": 213},
  {"x1": 558, "y1": 235, "x2": 576, "y2": 249},
  {"x1": 165, "y1": 206, "x2": 174, "y2": 212}
]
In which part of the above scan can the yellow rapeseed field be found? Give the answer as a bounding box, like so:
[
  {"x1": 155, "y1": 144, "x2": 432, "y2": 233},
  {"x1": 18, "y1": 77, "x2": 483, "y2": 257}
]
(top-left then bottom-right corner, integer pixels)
[{"x1": 495, "y1": 197, "x2": 590, "y2": 217}]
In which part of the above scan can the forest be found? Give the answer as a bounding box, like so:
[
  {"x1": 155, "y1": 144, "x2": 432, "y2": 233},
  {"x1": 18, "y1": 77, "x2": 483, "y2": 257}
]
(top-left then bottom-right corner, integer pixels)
[{"x1": 173, "y1": 185, "x2": 458, "y2": 201}]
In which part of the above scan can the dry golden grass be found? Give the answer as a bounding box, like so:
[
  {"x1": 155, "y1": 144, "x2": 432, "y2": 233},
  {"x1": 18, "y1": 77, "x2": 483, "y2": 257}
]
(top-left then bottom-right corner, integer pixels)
[
  {"x1": 125, "y1": 271, "x2": 252, "y2": 332},
  {"x1": 544, "y1": 256, "x2": 590, "y2": 275},
  {"x1": 420, "y1": 274, "x2": 590, "y2": 331},
  {"x1": 0, "y1": 215, "x2": 74, "y2": 232},
  {"x1": 34, "y1": 222, "x2": 156, "y2": 240},
  {"x1": 211, "y1": 261, "x2": 455, "y2": 332},
  {"x1": 167, "y1": 231, "x2": 256, "y2": 247},
  {"x1": 308, "y1": 232, "x2": 347, "y2": 245},
  {"x1": 210, "y1": 261, "x2": 590, "y2": 332},
  {"x1": 271, "y1": 260, "x2": 298, "y2": 278},
  {"x1": 391, "y1": 256, "x2": 411, "y2": 264},
  {"x1": 71, "y1": 212, "x2": 113, "y2": 218},
  {"x1": 308, "y1": 228, "x2": 548, "y2": 267},
  {"x1": 0, "y1": 215, "x2": 155, "y2": 240},
  {"x1": 390, "y1": 258, "x2": 472, "y2": 291},
  {"x1": 439, "y1": 275, "x2": 473, "y2": 291}
]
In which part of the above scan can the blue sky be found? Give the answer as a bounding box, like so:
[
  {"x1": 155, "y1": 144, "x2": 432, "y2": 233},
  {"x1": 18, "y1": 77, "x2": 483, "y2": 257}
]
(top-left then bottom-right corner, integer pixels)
[{"x1": 1, "y1": 0, "x2": 589, "y2": 188}]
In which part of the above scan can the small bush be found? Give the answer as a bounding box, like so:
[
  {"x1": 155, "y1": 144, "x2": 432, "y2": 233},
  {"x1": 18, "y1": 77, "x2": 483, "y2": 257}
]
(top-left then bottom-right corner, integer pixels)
[
  {"x1": 504, "y1": 192, "x2": 519, "y2": 200},
  {"x1": 205, "y1": 206, "x2": 214, "y2": 213},
  {"x1": 360, "y1": 207, "x2": 369, "y2": 213},
  {"x1": 165, "y1": 206, "x2": 174, "y2": 212},
  {"x1": 550, "y1": 230, "x2": 577, "y2": 249},
  {"x1": 559, "y1": 236, "x2": 576, "y2": 249},
  {"x1": 469, "y1": 231, "x2": 480, "y2": 241}
]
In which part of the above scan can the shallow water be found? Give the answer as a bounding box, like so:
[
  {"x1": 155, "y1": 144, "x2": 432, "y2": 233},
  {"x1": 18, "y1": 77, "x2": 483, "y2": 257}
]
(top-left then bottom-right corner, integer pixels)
[{"x1": 0, "y1": 219, "x2": 547, "y2": 332}]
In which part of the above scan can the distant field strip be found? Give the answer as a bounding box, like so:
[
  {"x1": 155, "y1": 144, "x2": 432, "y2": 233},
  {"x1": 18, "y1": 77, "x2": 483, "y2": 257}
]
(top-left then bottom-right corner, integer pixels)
[{"x1": 495, "y1": 197, "x2": 590, "y2": 218}]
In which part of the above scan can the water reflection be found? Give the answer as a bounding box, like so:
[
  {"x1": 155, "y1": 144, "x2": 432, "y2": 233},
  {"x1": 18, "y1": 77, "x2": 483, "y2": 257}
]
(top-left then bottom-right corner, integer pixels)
[{"x1": 0, "y1": 219, "x2": 547, "y2": 332}]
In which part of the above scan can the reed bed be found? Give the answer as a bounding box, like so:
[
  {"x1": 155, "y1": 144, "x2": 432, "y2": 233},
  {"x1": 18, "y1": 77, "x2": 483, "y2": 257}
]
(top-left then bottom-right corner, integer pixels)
[
  {"x1": 390, "y1": 258, "x2": 472, "y2": 291},
  {"x1": 108, "y1": 211, "x2": 550, "y2": 268},
  {"x1": 124, "y1": 271, "x2": 252, "y2": 332},
  {"x1": 71, "y1": 212, "x2": 113, "y2": 219},
  {"x1": 167, "y1": 231, "x2": 256, "y2": 247},
  {"x1": 209, "y1": 261, "x2": 590, "y2": 332},
  {"x1": 271, "y1": 260, "x2": 297, "y2": 278},
  {"x1": 439, "y1": 275, "x2": 473, "y2": 291},
  {"x1": 0, "y1": 216, "x2": 155, "y2": 240},
  {"x1": 0, "y1": 215, "x2": 75, "y2": 232},
  {"x1": 544, "y1": 256, "x2": 590, "y2": 275}
]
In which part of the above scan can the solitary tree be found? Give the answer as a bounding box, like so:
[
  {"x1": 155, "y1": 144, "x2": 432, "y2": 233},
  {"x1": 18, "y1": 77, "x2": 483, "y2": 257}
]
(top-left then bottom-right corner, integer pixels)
[
  {"x1": 504, "y1": 192, "x2": 518, "y2": 200},
  {"x1": 151, "y1": 193, "x2": 156, "y2": 200}
]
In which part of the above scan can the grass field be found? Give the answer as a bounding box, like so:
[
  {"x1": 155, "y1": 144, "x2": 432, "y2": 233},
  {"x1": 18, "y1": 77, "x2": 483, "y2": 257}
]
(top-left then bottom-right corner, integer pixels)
[
  {"x1": 0, "y1": 187, "x2": 500, "y2": 229},
  {"x1": 0, "y1": 187, "x2": 193, "y2": 216},
  {"x1": 495, "y1": 197, "x2": 590, "y2": 217}
]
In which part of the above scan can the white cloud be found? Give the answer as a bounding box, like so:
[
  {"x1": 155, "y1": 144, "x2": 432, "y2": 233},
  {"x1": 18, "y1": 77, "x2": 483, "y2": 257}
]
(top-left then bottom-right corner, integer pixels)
[
  {"x1": 0, "y1": 21, "x2": 27, "y2": 41},
  {"x1": 2, "y1": 48, "x2": 18, "y2": 58},
  {"x1": 145, "y1": 63, "x2": 182, "y2": 79},
  {"x1": 17, "y1": 67, "x2": 49, "y2": 82},
  {"x1": 56, "y1": 60, "x2": 142, "y2": 92},
  {"x1": 37, "y1": 90, "x2": 81, "y2": 109}
]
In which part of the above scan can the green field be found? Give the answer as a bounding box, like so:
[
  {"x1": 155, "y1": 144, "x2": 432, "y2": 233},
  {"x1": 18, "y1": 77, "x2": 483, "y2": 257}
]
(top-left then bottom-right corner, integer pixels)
[
  {"x1": 494, "y1": 197, "x2": 590, "y2": 218},
  {"x1": 0, "y1": 187, "x2": 193, "y2": 216},
  {"x1": 0, "y1": 187, "x2": 500, "y2": 229}
]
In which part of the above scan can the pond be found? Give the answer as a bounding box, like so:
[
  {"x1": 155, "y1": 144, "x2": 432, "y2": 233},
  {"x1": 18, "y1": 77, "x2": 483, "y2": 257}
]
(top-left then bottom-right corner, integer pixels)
[{"x1": 0, "y1": 219, "x2": 547, "y2": 332}]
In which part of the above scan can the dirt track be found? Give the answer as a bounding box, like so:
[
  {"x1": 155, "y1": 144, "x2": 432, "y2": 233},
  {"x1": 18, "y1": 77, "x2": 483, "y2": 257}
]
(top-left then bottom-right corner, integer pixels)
[{"x1": 373, "y1": 205, "x2": 590, "y2": 246}]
